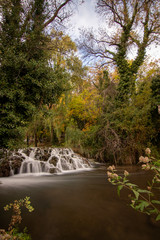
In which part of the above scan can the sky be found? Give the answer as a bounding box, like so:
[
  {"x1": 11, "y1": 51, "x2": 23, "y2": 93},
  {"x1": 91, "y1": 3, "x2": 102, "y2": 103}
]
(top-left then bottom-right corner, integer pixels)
[
  {"x1": 68, "y1": 0, "x2": 99, "y2": 39},
  {"x1": 66, "y1": 0, "x2": 160, "y2": 63}
]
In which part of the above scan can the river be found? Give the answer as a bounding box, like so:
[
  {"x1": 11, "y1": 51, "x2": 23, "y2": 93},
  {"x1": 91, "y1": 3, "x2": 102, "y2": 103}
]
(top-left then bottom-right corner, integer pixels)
[{"x1": 0, "y1": 165, "x2": 160, "y2": 240}]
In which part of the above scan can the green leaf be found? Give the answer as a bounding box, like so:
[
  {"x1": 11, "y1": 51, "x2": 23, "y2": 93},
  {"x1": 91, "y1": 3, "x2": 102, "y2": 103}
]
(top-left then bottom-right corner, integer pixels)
[
  {"x1": 156, "y1": 214, "x2": 160, "y2": 221},
  {"x1": 151, "y1": 200, "x2": 160, "y2": 205},
  {"x1": 137, "y1": 189, "x2": 151, "y2": 194},
  {"x1": 126, "y1": 183, "x2": 138, "y2": 188},
  {"x1": 149, "y1": 209, "x2": 159, "y2": 214},
  {"x1": 133, "y1": 190, "x2": 139, "y2": 200},
  {"x1": 123, "y1": 179, "x2": 129, "y2": 183},
  {"x1": 133, "y1": 201, "x2": 149, "y2": 212},
  {"x1": 139, "y1": 201, "x2": 150, "y2": 211},
  {"x1": 117, "y1": 185, "x2": 123, "y2": 196}
]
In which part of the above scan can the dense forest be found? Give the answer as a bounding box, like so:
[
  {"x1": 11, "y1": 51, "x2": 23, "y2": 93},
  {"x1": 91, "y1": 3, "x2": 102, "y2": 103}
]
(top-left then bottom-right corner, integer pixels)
[{"x1": 0, "y1": 0, "x2": 160, "y2": 165}]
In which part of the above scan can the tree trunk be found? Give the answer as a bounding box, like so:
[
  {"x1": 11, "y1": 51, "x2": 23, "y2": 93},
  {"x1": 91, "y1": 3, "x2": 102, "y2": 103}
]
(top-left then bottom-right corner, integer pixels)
[
  {"x1": 35, "y1": 132, "x2": 38, "y2": 147},
  {"x1": 27, "y1": 135, "x2": 30, "y2": 147}
]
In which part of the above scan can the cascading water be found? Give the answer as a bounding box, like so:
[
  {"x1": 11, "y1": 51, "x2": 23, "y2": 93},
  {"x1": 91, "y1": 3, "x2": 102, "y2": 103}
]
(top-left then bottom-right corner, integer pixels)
[
  {"x1": 19, "y1": 150, "x2": 43, "y2": 174},
  {"x1": 14, "y1": 148, "x2": 92, "y2": 175}
]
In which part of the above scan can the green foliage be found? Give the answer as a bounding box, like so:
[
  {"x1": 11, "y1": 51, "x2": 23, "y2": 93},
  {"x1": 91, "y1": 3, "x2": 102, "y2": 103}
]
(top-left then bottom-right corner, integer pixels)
[
  {"x1": 0, "y1": 1, "x2": 68, "y2": 148},
  {"x1": 23, "y1": 57, "x2": 160, "y2": 164},
  {"x1": 9, "y1": 227, "x2": 31, "y2": 240},
  {"x1": 0, "y1": 196, "x2": 34, "y2": 240},
  {"x1": 65, "y1": 122, "x2": 85, "y2": 149},
  {"x1": 18, "y1": 28, "x2": 88, "y2": 147},
  {"x1": 49, "y1": 29, "x2": 88, "y2": 91},
  {"x1": 80, "y1": 124, "x2": 105, "y2": 159},
  {"x1": 68, "y1": 88, "x2": 101, "y2": 130},
  {"x1": 150, "y1": 74, "x2": 160, "y2": 146},
  {"x1": 151, "y1": 74, "x2": 160, "y2": 107},
  {"x1": 1, "y1": 0, "x2": 160, "y2": 168},
  {"x1": 88, "y1": 61, "x2": 160, "y2": 164},
  {"x1": 107, "y1": 149, "x2": 160, "y2": 221}
]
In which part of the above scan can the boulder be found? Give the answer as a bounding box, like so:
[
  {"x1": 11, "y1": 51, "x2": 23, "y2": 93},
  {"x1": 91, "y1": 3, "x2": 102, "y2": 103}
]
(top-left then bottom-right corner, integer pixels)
[
  {"x1": 0, "y1": 154, "x2": 24, "y2": 176},
  {"x1": 22, "y1": 148, "x2": 31, "y2": 156},
  {"x1": 11, "y1": 156, "x2": 23, "y2": 175},
  {"x1": 0, "y1": 159, "x2": 10, "y2": 177},
  {"x1": 34, "y1": 148, "x2": 42, "y2": 160},
  {"x1": 41, "y1": 153, "x2": 51, "y2": 162},
  {"x1": 49, "y1": 156, "x2": 59, "y2": 166}
]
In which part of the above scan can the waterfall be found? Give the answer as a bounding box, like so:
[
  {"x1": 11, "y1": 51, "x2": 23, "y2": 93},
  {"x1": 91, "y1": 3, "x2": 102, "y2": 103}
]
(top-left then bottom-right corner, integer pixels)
[
  {"x1": 15, "y1": 148, "x2": 92, "y2": 175},
  {"x1": 19, "y1": 150, "x2": 43, "y2": 174},
  {"x1": 9, "y1": 161, "x2": 14, "y2": 176}
]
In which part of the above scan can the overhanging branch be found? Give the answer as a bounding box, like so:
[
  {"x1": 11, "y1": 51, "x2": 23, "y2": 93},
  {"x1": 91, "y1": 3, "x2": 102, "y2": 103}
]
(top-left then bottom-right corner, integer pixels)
[{"x1": 43, "y1": 0, "x2": 71, "y2": 28}]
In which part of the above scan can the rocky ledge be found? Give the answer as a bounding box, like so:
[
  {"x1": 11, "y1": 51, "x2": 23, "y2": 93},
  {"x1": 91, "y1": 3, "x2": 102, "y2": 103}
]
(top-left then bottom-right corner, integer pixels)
[{"x1": 0, "y1": 148, "x2": 91, "y2": 177}]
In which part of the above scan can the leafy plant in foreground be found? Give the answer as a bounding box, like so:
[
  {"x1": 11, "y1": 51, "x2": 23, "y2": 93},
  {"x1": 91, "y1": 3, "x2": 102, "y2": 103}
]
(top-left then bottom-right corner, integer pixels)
[
  {"x1": 0, "y1": 197, "x2": 34, "y2": 240},
  {"x1": 107, "y1": 148, "x2": 160, "y2": 221}
]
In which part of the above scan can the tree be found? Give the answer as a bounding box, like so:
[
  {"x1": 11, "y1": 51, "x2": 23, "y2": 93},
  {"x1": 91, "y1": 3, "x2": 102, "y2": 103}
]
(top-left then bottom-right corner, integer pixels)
[
  {"x1": 0, "y1": 0, "x2": 78, "y2": 148},
  {"x1": 150, "y1": 74, "x2": 160, "y2": 147},
  {"x1": 79, "y1": 59, "x2": 160, "y2": 164},
  {"x1": 25, "y1": 29, "x2": 88, "y2": 147},
  {"x1": 79, "y1": 0, "x2": 160, "y2": 102}
]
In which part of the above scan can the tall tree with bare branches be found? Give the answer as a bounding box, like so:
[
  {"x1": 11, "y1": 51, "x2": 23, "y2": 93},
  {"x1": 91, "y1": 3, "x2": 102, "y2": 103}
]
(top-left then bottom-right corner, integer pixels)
[{"x1": 79, "y1": 0, "x2": 160, "y2": 102}]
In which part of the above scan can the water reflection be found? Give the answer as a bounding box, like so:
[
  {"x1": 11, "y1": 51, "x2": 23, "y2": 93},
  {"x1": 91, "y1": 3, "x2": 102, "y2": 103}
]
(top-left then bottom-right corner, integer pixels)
[{"x1": 0, "y1": 166, "x2": 160, "y2": 240}]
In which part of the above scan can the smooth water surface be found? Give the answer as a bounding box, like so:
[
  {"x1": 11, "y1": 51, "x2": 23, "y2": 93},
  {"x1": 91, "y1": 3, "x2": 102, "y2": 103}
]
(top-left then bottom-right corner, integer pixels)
[{"x1": 0, "y1": 166, "x2": 160, "y2": 240}]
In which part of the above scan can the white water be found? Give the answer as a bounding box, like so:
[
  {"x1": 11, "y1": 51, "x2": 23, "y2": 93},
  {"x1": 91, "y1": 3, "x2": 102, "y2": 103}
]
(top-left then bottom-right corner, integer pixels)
[{"x1": 15, "y1": 148, "x2": 91, "y2": 176}]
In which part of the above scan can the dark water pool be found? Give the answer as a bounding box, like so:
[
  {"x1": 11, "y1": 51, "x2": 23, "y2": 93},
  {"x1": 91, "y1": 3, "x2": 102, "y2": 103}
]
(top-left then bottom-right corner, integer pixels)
[{"x1": 0, "y1": 166, "x2": 160, "y2": 240}]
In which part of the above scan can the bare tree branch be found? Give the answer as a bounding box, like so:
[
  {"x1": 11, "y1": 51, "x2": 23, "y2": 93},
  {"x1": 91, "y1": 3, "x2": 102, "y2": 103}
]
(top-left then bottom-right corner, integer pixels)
[{"x1": 43, "y1": 0, "x2": 71, "y2": 28}]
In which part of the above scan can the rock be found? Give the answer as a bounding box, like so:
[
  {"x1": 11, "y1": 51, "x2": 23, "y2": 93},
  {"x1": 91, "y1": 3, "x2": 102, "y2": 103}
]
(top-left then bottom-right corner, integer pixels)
[
  {"x1": 0, "y1": 147, "x2": 91, "y2": 176},
  {"x1": 11, "y1": 157, "x2": 23, "y2": 175},
  {"x1": 41, "y1": 153, "x2": 51, "y2": 162},
  {"x1": 49, "y1": 167, "x2": 57, "y2": 174},
  {"x1": 22, "y1": 148, "x2": 31, "y2": 156},
  {"x1": 0, "y1": 159, "x2": 10, "y2": 177},
  {"x1": 34, "y1": 148, "x2": 42, "y2": 160},
  {"x1": 69, "y1": 157, "x2": 73, "y2": 164},
  {"x1": 82, "y1": 158, "x2": 91, "y2": 167},
  {"x1": 0, "y1": 149, "x2": 11, "y2": 159},
  {"x1": 59, "y1": 149, "x2": 69, "y2": 155},
  {"x1": 49, "y1": 156, "x2": 59, "y2": 166},
  {"x1": 44, "y1": 148, "x2": 49, "y2": 154},
  {"x1": 0, "y1": 149, "x2": 5, "y2": 159},
  {"x1": 9, "y1": 155, "x2": 23, "y2": 162},
  {"x1": 14, "y1": 151, "x2": 24, "y2": 157},
  {"x1": 4, "y1": 155, "x2": 24, "y2": 175},
  {"x1": 33, "y1": 148, "x2": 50, "y2": 161},
  {"x1": 0, "y1": 154, "x2": 26, "y2": 176}
]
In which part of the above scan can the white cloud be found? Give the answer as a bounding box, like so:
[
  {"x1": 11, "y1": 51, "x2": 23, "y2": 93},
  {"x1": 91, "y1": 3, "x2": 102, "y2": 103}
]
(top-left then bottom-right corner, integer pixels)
[{"x1": 68, "y1": 0, "x2": 99, "y2": 39}]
